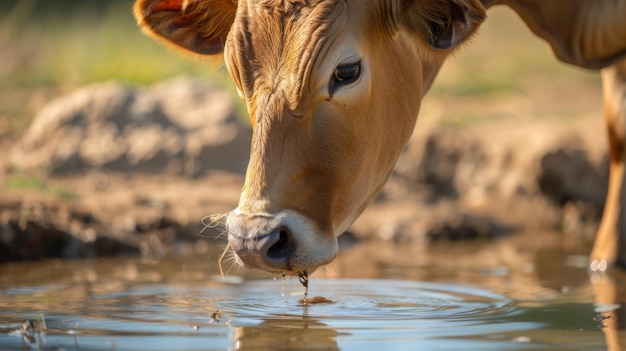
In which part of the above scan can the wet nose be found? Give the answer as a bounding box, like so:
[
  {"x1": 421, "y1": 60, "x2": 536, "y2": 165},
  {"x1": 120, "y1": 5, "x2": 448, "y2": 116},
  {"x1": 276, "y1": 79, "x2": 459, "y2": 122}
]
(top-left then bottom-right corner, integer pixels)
[{"x1": 229, "y1": 226, "x2": 295, "y2": 270}]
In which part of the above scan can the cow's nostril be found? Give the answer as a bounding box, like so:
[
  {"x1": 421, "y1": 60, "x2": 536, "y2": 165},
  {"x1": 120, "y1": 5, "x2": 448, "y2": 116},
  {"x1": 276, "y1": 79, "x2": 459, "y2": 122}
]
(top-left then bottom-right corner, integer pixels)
[{"x1": 266, "y1": 227, "x2": 293, "y2": 260}]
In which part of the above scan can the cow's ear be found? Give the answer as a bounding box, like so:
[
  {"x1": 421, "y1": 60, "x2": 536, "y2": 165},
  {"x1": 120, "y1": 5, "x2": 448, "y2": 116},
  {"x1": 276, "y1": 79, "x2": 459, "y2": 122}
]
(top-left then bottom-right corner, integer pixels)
[
  {"x1": 134, "y1": 0, "x2": 237, "y2": 56},
  {"x1": 401, "y1": 0, "x2": 486, "y2": 50}
]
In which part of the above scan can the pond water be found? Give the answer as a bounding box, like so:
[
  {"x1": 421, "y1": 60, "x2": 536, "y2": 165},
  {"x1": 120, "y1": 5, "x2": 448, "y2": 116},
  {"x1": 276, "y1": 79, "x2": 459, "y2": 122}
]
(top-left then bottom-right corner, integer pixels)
[{"x1": 1, "y1": 232, "x2": 625, "y2": 350}]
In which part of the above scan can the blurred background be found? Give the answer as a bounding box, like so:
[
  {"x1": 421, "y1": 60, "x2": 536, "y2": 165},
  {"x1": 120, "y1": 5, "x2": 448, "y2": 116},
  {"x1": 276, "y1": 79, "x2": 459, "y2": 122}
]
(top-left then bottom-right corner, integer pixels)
[
  {"x1": 0, "y1": 0, "x2": 230, "y2": 135},
  {"x1": 0, "y1": 0, "x2": 608, "y2": 264}
]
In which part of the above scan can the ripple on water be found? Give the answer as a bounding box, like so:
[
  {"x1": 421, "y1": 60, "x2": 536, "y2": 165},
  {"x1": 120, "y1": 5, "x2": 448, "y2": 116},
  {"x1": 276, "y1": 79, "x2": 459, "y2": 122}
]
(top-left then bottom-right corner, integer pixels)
[
  {"x1": 0, "y1": 278, "x2": 592, "y2": 351},
  {"x1": 220, "y1": 278, "x2": 517, "y2": 319}
]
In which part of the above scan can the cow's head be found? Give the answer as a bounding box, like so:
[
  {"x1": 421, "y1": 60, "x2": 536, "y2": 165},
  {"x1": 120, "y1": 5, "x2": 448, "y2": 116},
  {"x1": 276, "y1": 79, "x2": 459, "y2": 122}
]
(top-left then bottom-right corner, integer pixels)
[{"x1": 135, "y1": 0, "x2": 485, "y2": 275}]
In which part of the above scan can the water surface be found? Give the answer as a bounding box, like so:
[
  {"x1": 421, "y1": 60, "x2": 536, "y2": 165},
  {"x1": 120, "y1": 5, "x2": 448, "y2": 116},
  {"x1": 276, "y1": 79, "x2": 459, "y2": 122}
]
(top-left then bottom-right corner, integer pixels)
[{"x1": 1, "y1": 234, "x2": 623, "y2": 350}]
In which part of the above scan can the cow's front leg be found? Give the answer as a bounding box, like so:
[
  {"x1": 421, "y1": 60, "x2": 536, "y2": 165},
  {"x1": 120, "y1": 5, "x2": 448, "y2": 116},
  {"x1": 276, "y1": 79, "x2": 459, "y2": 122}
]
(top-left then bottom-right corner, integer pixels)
[{"x1": 591, "y1": 60, "x2": 626, "y2": 269}]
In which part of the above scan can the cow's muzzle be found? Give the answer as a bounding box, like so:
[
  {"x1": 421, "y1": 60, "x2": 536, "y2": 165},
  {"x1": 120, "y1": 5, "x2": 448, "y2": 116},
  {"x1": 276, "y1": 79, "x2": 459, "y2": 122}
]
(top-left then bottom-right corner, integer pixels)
[{"x1": 226, "y1": 209, "x2": 337, "y2": 275}]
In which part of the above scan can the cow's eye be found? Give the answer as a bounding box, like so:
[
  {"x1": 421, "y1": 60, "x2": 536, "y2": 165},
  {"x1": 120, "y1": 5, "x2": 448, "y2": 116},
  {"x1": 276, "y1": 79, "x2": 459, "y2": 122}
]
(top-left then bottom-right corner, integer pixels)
[
  {"x1": 333, "y1": 61, "x2": 361, "y2": 83},
  {"x1": 329, "y1": 60, "x2": 362, "y2": 97}
]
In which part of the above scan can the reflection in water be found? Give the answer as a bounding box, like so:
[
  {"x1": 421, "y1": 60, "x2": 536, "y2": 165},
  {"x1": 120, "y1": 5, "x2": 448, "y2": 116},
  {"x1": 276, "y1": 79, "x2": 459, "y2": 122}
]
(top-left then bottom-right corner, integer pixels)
[
  {"x1": 0, "y1": 233, "x2": 624, "y2": 350},
  {"x1": 591, "y1": 270, "x2": 626, "y2": 350},
  {"x1": 235, "y1": 318, "x2": 339, "y2": 351}
]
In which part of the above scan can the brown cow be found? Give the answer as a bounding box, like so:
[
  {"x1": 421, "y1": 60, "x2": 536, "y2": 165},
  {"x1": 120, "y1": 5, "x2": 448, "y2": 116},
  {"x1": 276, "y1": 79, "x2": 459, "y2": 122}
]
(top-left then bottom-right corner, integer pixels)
[{"x1": 134, "y1": 0, "x2": 626, "y2": 276}]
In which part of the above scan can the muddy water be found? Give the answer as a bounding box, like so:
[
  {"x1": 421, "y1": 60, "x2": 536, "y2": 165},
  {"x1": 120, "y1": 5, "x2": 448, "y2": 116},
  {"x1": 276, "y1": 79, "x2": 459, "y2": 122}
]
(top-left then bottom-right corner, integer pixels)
[{"x1": 1, "y1": 232, "x2": 625, "y2": 350}]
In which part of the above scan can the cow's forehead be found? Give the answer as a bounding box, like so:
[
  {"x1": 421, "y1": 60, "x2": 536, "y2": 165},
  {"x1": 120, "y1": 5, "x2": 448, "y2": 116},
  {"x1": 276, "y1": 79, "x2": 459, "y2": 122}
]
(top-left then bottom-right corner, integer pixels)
[{"x1": 228, "y1": 0, "x2": 347, "y2": 113}]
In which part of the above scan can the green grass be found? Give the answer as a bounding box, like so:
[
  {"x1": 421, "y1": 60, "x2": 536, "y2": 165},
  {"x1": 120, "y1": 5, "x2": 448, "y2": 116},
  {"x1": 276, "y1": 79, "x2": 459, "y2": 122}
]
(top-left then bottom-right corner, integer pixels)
[
  {"x1": 0, "y1": 1, "x2": 226, "y2": 88},
  {"x1": 5, "y1": 175, "x2": 76, "y2": 201}
]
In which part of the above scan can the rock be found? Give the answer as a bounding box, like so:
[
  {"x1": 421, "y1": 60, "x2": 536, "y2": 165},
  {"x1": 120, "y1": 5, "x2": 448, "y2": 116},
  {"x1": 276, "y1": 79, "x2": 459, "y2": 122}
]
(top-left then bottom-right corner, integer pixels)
[{"x1": 9, "y1": 77, "x2": 251, "y2": 176}]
